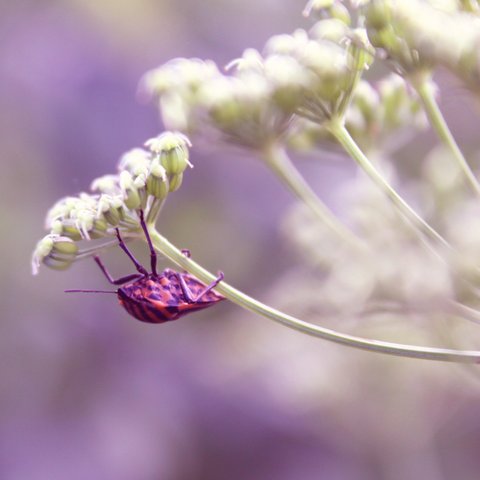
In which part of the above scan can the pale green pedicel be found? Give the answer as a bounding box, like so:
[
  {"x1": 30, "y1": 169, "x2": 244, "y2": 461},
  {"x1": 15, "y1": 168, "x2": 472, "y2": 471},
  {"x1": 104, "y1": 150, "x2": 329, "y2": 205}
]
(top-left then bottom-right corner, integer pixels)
[{"x1": 148, "y1": 227, "x2": 480, "y2": 364}]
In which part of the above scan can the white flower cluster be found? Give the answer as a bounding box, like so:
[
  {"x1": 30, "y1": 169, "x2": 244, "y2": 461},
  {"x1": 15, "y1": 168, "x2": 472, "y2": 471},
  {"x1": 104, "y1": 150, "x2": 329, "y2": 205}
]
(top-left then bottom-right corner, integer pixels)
[
  {"x1": 32, "y1": 132, "x2": 192, "y2": 274},
  {"x1": 141, "y1": 16, "x2": 373, "y2": 150}
]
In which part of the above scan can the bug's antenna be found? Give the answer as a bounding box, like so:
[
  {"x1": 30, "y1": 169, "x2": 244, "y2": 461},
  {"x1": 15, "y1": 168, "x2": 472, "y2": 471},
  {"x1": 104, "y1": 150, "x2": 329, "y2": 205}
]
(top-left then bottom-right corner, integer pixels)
[{"x1": 65, "y1": 289, "x2": 117, "y2": 294}]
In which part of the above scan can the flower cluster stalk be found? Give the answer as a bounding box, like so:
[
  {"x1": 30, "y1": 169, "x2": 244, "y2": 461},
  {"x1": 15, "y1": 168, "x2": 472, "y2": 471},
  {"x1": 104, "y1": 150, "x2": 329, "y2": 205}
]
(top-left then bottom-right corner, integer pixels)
[
  {"x1": 328, "y1": 120, "x2": 451, "y2": 250},
  {"x1": 262, "y1": 142, "x2": 362, "y2": 249},
  {"x1": 412, "y1": 75, "x2": 480, "y2": 197},
  {"x1": 148, "y1": 227, "x2": 480, "y2": 363}
]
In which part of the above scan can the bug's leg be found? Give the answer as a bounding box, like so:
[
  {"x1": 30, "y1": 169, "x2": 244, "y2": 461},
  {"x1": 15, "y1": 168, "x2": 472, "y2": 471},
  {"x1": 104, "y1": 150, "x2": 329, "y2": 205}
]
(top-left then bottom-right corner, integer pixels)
[
  {"x1": 138, "y1": 209, "x2": 158, "y2": 277},
  {"x1": 94, "y1": 256, "x2": 143, "y2": 285},
  {"x1": 176, "y1": 271, "x2": 225, "y2": 303},
  {"x1": 115, "y1": 228, "x2": 149, "y2": 276},
  {"x1": 196, "y1": 271, "x2": 224, "y2": 299}
]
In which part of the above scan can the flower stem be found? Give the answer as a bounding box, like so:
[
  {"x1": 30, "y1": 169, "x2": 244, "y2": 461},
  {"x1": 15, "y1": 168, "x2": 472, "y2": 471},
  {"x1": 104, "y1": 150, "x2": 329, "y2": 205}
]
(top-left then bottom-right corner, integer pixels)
[
  {"x1": 412, "y1": 75, "x2": 480, "y2": 196},
  {"x1": 261, "y1": 142, "x2": 362, "y2": 249},
  {"x1": 148, "y1": 227, "x2": 480, "y2": 363},
  {"x1": 328, "y1": 121, "x2": 450, "y2": 250}
]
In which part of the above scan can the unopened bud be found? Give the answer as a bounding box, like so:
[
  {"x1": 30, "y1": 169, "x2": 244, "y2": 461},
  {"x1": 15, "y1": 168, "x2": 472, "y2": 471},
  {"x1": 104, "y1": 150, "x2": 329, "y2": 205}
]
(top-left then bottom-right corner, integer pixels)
[
  {"x1": 146, "y1": 160, "x2": 170, "y2": 198},
  {"x1": 168, "y1": 174, "x2": 184, "y2": 192},
  {"x1": 97, "y1": 194, "x2": 124, "y2": 226},
  {"x1": 145, "y1": 132, "x2": 193, "y2": 176},
  {"x1": 118, "y1": 148, "x2": 151, "y2": 177},
  {"x1": 31, "y1": 235, "x2": 78, "y2": 275},
  {"x1": 119, "y1": 170, "x2": 142, "y2": 210}
]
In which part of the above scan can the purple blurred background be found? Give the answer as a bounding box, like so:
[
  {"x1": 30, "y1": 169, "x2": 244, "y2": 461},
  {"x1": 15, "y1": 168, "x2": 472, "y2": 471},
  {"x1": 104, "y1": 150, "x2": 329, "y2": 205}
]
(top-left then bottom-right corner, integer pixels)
[{"x1": 2, "y1": 1, "x2": 480, "y2": 479}]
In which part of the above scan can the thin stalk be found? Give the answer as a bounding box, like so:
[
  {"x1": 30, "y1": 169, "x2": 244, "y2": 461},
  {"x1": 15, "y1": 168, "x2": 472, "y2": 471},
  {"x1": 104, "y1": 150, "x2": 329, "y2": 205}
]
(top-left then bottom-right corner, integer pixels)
[
  {"x1": 413, "y1": 76, "x2": 480, "y2": 196},
  {"x1": 146, "y1": 197, "x2": 166, "y2": 224},
  {"x1": 148, "y1": 227, "x2": 480, "y2": 363},
  {"x1": 262, "y1": 142, "x2": 362, "y2": 249},
  {"x1": 328, "y1": 121, "x2": 450, "y2": 250}
]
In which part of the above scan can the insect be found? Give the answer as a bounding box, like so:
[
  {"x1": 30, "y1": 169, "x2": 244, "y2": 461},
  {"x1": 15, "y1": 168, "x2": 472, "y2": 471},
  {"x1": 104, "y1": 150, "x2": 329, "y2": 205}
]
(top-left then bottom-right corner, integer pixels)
[{"x1": 67, "y1": 210, "x2": 225, "y2": 323}]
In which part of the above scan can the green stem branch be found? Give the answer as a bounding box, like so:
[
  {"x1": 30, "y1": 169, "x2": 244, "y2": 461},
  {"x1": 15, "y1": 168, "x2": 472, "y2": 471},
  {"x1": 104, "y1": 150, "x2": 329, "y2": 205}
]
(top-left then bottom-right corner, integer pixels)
[
  {"x1": 328, "y1": 121, "x2": 450, "y2": 250},
  {"x1": 413, "y1": 76, "x2": 480, "y2": 196},
  {"x1": 261, "y1": 142, "x2": 362, "y2": 249},
  {"x1": 148, "y1": 227, "x2": 480, "y2": 364}
]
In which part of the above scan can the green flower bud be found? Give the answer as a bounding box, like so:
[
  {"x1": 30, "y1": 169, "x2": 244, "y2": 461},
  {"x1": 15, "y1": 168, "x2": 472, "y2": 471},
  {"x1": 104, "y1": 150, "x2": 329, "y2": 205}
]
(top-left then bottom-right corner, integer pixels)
[
  {"x1": 97, "y1": 194, "x2": 124, "y2": 226},
  {"x1": 119, "y1": 170, "x2": 142, "y2": 210},
  {"x1": 118, "y1": 148, "x2": 151, "y2": 177},
  {"x1": 133, "y1": 174, "x2": 149, "y2": 210},
  {"x1": 327, "y1": 2, "x2": 351, "y2": 25},
  {"x1": 364, "y1": 0, "x2": 392, "y2": 31},
  {"x1": 32, "y1": 235, "x2": 78, "y2": 275},
  {"x1": 146, "y1": 160, "x2": 170, "y2": 198},
  {"x1": 54, "y1": 220, "x2": 83, "y2": 240},
  {"x1": 168, "y1": 173, "x2": 183, "y2": 192},
  {"x1": 348, "y1": 28, "x2": 375, "y2": 72},
  {"x1": 70, "y1": 207, "x2": 108, "y2": 240},
  {"x1": 144, "y1": 132, "x2": 193, "y2": 176}
]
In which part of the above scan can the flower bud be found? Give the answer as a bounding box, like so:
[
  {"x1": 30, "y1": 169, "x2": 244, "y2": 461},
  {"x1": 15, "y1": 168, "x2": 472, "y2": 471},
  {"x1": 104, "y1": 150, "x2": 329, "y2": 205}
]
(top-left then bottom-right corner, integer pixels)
[
  {"x1": 146, "y1": 160, "x2": 170, "y2": 198},
  {"x1": 118, "y1": 148, "x2": 151, "y2": 177},
  {"x1": 144, "y1": 132, "x2": 193, "y2": 176},
  {"x1": 119, "y1": 170, "x2": 142, "y2": 210},
  {"x1": 97, "y1": 194, "x2": 124, "y2": 226},
  {"x1": 31, "y1": 235, "x2": 78, "y2": 275},
  {"x1": 168, "y1": 174, "x2": 184, "y2": 192},
  {"x1": 70, "y1": 207, "x2": 107, "y2": 240}
]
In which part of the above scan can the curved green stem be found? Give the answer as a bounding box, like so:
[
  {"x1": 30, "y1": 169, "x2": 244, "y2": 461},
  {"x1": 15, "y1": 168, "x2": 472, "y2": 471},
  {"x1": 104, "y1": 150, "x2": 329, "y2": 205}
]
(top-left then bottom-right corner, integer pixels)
[
  {"x1": 261, "y1": 142, "x2": 362, "y2": 249},
  {"x1": 328, "y1": 121, "x2": 450, "y2": 250},
  {"x1": 412, "y1": 75, "x2": 480, "y2": 196},
  {"x1": 148, "y1": 227, "x2": 480, "y2": 363},
  {"x1": 146, "y1": 197, "x2": 166, "y2": 224}
]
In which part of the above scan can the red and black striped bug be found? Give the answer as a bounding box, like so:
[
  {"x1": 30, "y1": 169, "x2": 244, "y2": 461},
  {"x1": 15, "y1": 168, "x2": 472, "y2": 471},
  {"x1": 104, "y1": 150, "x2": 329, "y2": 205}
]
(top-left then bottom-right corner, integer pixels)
[{"x1": 67, "y1": 210, "x2": 225, "y2": 323}]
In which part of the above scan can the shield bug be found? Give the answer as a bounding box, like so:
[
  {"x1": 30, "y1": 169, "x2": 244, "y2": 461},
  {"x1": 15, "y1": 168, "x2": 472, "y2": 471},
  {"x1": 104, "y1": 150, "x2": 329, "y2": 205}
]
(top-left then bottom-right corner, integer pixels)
[{"x1": 67, "y1": 210, "x2": 225, "y2": 323}]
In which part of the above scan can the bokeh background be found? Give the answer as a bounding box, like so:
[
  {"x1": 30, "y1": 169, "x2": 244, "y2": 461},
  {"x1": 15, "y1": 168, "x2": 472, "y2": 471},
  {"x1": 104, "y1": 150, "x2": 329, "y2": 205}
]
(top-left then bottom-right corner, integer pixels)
[{"x1": 2, "y1": 1, "x2": 480, "y2": 479}]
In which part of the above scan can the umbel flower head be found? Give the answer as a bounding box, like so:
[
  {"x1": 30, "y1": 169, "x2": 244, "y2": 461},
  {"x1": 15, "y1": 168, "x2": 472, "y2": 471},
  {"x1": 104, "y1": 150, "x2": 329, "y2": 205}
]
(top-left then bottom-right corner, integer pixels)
[
  {"x1": 290, "y1": 72, "x2": 426, "y2": 153},
  {"x1": 32, "y1": 132, "x2": 192, "y2": 274},
  {"x1": 363, "y1": 0, "x2": 480, "y2": 88},
  {"x1": 142, "y1": 21, "x2": 373, "y2": 151},
  {"x1": 142, "y1": 53, "x2": 301, "y2": 150}
]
